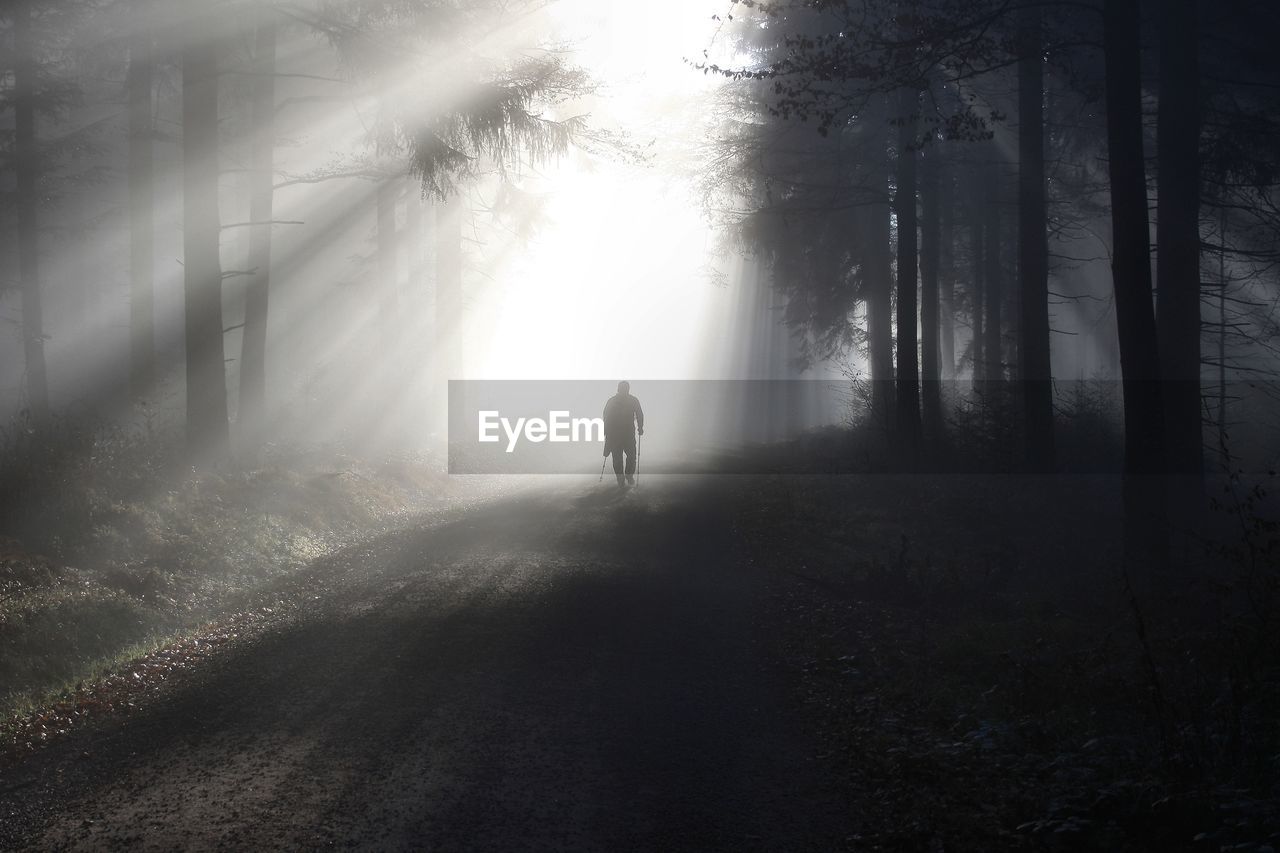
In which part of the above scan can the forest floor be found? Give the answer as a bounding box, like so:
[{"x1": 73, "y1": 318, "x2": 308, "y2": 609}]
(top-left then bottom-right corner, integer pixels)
[
  {"x1": 1, "y1": 473, "x2": 1277, "y2": 850},
  {"x1": 0, "y1": 439, "x2": 518, "y2": 718}
]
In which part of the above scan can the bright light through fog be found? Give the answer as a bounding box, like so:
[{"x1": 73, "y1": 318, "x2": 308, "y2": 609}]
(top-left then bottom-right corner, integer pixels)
[
  {"x1": 550, "y1": 0, "x2": 729, "y2": 93},
  {"x1": 471, "y1": 165, "x2": 724, "y2": 380},
  {"x1": 468, "y1": 0, "x2": 734, "y2": 380},
  {"x1": 0, "y1": 0, "x2": 814, "y2": 454}
]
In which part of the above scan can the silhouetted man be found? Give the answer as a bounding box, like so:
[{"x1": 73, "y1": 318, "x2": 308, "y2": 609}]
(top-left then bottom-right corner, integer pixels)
[{"x1": 603, "y1": 381, "x2": 644, "y2": 487}]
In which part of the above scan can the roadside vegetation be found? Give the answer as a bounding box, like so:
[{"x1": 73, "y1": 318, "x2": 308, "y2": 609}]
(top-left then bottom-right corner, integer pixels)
[{"x1": 0, "y1": 414, "x2": 454, "y2": 722}]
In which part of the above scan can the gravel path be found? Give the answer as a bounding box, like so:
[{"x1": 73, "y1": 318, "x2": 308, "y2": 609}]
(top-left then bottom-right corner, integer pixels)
[{"x1": 0, "y1": 477, "x2": 851, "y2": 851}]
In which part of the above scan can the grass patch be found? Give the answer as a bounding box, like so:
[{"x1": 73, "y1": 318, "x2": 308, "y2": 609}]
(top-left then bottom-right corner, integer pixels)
[
  {"x1": 0, "y1": 417, "x2": 457, "y2": 717},
  {"x1": 0, "y1": 584, "x2": 155, "y2": 706}
]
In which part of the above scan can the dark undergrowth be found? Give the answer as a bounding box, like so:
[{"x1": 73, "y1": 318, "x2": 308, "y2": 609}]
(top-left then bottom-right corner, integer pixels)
[
  {"x1": 711, "y1": 379, "x2": 1128, "y2": 476},
  {"x1": 0, "y1": 413, "x2": 456, "y2": 720},
  {"x1": 731, "y1": 464, "x2": 1280, "y2": 850}
]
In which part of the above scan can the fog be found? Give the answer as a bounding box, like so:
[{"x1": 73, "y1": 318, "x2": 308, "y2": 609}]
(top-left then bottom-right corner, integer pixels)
[
  {"x1": 5, "y1": 0, "x2": 1277, "y2": 473},
  {"x1": 4, "y1": 1, "x2": 1280, "y2": 847},
  {"x1": 0, "y1": 0, "x2": 835, "y2": 464}
]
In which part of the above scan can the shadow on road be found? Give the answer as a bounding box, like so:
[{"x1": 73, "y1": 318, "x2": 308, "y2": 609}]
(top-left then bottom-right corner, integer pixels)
[{"x1": 2, "y1": 476, "x2": 850, "y2": 851}]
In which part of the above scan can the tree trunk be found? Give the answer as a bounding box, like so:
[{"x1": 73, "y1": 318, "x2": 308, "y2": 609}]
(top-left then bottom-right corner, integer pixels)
[
  {"x1": 406, "y1": 181, "x2": 425, "y2": 311},
  {"x1": 436, "y1": 193, "x2": 464, "y2": 384},
  {"x1": 1004, "y1": 206, "x2": 1020, "y2": 376},
  {"x1": 864, "y1": 203, "x2": 896, "y2": 431},
  {"x1": 982, "y1": 158, "x2": 1003, "y2": 385},
  {"x1": 377, "y1": 178, "x2": 399, "y2": 328},
  {"x1": 939, "y1": 157, "x2": 955, "y2": 382},
  {"x1": 1018, "y1": 3, "x2": 1056, "y2": 470},
  {"x1": 128, "y1": 0, "x2": 155, "y2": 403},
  {"x1": 920, "y1": 145, "x2": 942, "y2": 440},
  {"x1": 969, "y1": 170, "x2": 984, "y2": 386},
  {"x1": 402, "y1": 185, "x2": 428, "y2": 434},
  {"x1": 864, "y1": 99, "x2": 895, "y2": 431},
  {"x1": 1216, "y1": 208, "x2": 1227, "y2": 466},
  {"x1": 14, "y1": 1, "x2": 50, "y2": 427},
  {"x1": 1156, "y1": 0, "x2": 1203, "y2": 495},
  {"x1": 238, "y1": 4, "x2": 276, "y2": 452},
  {"x1": 1104, "y1": 0, "x2": 1168, "y2": 569},
  {"x1": 894, "y1": 86, "x2": 922, "y2": 457},
  {"x1": 183, "y1": 28, "x2": 230, "y2": 463}
]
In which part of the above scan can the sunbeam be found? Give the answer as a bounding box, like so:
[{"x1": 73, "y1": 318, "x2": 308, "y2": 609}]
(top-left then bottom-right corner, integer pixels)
[{"x1": 4, "y1": 1, "x2": 1280, "y2": 848}]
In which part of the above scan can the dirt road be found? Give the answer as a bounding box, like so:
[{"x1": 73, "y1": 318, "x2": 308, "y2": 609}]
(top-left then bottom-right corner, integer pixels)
[{"x1": 1, "y1": 477, "x2": 851, "y2": 850}]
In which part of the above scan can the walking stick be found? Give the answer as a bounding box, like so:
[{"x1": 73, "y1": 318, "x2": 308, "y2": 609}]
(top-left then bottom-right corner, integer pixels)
[
  {"x1": 634, "y1": 431, "x2": 640, "y2": 486},
  {"x1": 599, "y1": 455, "x2": 606, "y2": 482}
]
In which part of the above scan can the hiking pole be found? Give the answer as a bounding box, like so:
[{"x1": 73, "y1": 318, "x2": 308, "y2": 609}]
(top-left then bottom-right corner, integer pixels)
[
  {"x1": 599, "y1": 455, "x2": 606, "y2": 482},
  {"x1": 634, "y1": 431, "x2": 641, "y2": 486}
]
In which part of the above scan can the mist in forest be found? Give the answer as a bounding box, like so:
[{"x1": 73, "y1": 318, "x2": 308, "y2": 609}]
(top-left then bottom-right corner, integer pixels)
[
  {"x1": 0, "y1": 0, "x2": 795, "y2": 455},
  {"x1": 3, "y1": 1, "x2": 1280, "y2": 848},
  {"x1": 3, "y1": 0, "x2": 1278, "y2": 474}
]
